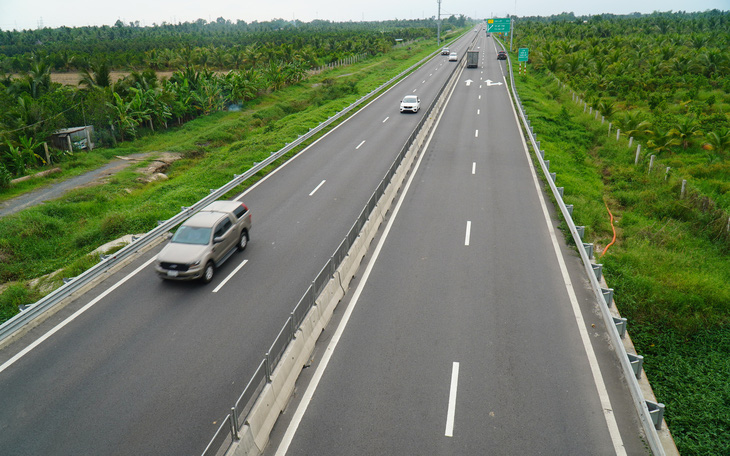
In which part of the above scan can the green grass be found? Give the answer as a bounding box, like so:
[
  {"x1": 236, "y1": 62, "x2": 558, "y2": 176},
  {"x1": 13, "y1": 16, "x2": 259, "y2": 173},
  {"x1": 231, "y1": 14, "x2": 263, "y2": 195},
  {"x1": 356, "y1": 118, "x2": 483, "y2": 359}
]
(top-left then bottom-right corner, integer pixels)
[
  {"x1": 515, "y1": 69, "x2": 730, "y2": 455},
  {"x1": 0, "y1": 31, "x2": 462, "y2": 319}
]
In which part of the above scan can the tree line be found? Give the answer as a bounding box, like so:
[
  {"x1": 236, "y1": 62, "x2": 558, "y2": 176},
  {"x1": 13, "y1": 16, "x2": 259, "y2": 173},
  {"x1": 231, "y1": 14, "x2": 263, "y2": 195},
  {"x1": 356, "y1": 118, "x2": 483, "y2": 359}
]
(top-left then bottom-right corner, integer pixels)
[
  {"x1": 513, "y1": 10, "x2": 730, "y2": 158},
  {"x1": 0, "y1": 18, "x2": 467, "y2": 184}
]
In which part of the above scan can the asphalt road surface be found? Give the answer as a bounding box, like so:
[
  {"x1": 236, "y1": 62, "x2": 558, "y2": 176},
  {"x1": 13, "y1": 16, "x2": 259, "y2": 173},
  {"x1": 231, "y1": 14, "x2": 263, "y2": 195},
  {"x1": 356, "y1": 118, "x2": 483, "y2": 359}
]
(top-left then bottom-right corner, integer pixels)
[
  {"x1": 0, "y1": 31, "x2": 480, "y2": 456},
  {"x1": 265, "y1": 31, "x2": 648, "y2": 456}
]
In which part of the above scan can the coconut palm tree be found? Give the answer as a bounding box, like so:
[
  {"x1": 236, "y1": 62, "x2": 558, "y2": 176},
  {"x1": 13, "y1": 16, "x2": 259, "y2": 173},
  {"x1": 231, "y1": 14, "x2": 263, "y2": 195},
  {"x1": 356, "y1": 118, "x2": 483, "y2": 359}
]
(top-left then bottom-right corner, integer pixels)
[
  {"x1": 669, "y1": 117, "x2": 701, "y2": 149},
  {"x1": 703, "y1": 128, "x2": 730, "y2": 156},
  {"x1": 79, "y1": 61, "x2": 111, "y2": 90},
  {"x1": 615, "y1": 111, "x2": 652, "y2": 138},
  {"x1": 647, "y1": 128, "x2": 680, "y2": 156}
]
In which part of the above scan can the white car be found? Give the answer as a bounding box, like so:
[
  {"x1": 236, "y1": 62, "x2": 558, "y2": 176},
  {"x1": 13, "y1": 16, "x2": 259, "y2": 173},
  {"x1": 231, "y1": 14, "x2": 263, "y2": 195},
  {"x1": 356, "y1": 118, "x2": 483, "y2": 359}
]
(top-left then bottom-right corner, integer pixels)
[
  {"x1": 399, "y1": 95, "x2": 420, "y2": 113},
  {"x1": 448, "y1": 52, "x2": 458, "y2": 61}
]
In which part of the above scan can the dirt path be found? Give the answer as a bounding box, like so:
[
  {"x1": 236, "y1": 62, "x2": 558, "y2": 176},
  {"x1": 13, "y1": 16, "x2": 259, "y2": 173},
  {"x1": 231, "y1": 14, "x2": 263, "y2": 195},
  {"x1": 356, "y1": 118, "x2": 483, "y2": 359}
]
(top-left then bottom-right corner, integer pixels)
[{"x1": 0, "y1": 153, "x2": 152, "y2": 218}]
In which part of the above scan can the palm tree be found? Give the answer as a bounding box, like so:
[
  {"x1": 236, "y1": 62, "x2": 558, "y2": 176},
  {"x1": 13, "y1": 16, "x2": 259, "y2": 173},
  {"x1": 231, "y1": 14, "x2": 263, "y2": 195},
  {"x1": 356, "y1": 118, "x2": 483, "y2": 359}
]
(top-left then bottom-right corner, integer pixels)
[
  {"x1": 647, "y1": 128, "x2": 680, "y2": 156},
  {"x1": 703, "y1": 128, "x2": 730, "y2": 156},
  {"x1": 79, "y1": 61, "x2": 111, "y2": 90},
  {"x1": 669, "y1": 117, "x2": 701, "y2": 149},
  {"x1": 615, "y1": 111, "x2": 652, "y2": 138}
]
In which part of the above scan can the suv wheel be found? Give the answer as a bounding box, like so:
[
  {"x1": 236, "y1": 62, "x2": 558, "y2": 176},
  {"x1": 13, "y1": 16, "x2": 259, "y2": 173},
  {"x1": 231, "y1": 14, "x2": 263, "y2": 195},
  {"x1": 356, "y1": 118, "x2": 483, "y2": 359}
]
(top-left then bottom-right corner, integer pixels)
[
  {"x1": 202, "y1": 262, "x2": 215, "y2": 284},
  {"x1": 238, "y1": 230, "x2": 249, "y2": 251}
]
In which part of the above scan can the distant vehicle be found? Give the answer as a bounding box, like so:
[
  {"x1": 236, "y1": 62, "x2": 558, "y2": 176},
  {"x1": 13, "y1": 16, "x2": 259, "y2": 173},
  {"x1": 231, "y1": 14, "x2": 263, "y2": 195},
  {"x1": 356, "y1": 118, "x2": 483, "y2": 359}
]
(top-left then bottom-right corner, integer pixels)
[
  {"x1": 466, "y1": 50, "x2": 479, "y2": 68},
  {"x1": 497, "y1": 50, "x2": 507, "y2": 60},
  {"x1": 441, "y1": 47, "x2": 450, "y2": 55},
  {"x1": 155, "y1": 200, "x2": 251, "y2": 283},
  {"x1": 400, "y1": 95, "x2": 421, "y2": 113},
  {"x1": 449, "y1": 52, "x2": 458, "y2": 61}
]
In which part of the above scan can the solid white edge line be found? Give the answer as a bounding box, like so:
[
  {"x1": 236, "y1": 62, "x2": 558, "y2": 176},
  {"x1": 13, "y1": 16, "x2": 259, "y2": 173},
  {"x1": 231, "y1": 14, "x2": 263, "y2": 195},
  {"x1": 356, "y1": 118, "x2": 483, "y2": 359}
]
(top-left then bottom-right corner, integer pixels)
[
  {"x1": 465, "y1": 221, "x2": 471, "y2": 246},
  {"x1": 308, "y1": 180, "x2": 326, "y2": 196},
  {"x1": 0, "y1": 257, "x2": 157, "y2": 375},
  {"x1": 445, "y1": 361, "x2": 460, "y2": 437},
  {"x1": 212, "y1": 259, "x2": 248, "y2": 293},
  {"x1": 274, "y1": 64, "x2": 464, "y2": 456},
  {"x1": 505, "y1": 66, "x2": 627, "y2": 455},
  {"x1": 356, "y1": 140, "x2": 366, "y2": 150}
]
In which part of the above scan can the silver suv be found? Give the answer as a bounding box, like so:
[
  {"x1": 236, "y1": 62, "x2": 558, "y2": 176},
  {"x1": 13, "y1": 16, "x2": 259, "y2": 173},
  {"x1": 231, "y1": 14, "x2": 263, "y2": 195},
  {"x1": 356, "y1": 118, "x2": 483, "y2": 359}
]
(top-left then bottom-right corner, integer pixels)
[{"x1": 155, "y1": 201, "x2": 251, "y2": 283}]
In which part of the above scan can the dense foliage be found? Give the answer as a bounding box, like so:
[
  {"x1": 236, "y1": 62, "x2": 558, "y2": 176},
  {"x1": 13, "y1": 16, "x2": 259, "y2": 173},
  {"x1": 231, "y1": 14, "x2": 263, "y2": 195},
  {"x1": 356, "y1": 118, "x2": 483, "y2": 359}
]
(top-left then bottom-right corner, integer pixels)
[
  {"x1": 0, "y1": 17, "x2": 467, "y2": 184},
  {"x1": 512, "y1": 10, "x2": 730, "y2": 210},
  {"x1": 508, "y1": 11, "x2": 729, "y2": 454}
]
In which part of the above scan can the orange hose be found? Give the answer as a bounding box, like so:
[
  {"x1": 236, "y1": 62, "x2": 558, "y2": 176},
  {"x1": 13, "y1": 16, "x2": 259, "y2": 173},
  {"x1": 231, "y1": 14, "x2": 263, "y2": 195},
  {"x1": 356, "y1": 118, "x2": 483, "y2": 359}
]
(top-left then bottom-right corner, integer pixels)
[{"x1": 600, "y1": 202, "x2": 617, "y2": 257}]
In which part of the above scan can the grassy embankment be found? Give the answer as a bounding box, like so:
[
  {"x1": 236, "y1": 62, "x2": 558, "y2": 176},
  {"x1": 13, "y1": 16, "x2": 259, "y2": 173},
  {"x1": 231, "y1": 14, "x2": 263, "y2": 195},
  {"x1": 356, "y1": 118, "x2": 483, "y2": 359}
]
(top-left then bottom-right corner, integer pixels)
[
  {"x1": 0, "y1": 32, "x2": 460, "y2": 321},
  {"x1": 514, "y1": 68, "x2": 729, "y2": 455}
]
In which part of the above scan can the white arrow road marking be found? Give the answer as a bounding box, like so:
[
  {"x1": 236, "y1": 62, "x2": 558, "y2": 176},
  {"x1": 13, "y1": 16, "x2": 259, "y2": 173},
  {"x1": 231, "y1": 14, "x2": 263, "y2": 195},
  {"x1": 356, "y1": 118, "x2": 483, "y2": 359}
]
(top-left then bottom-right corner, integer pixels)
[
  {"x1": 465, "y1": 79, "x2": 473, "y2": 86},
  {"x1": 486, "y1": 79, "x2": 504, "y2": 86}
]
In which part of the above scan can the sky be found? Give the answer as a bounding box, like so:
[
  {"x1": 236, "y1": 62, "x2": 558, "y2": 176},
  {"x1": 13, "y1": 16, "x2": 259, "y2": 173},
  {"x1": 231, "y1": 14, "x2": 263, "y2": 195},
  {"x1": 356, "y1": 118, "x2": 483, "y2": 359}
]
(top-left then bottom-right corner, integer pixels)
[{"x1": 0, "y1": 0, "x2": 727, "y2": 31}]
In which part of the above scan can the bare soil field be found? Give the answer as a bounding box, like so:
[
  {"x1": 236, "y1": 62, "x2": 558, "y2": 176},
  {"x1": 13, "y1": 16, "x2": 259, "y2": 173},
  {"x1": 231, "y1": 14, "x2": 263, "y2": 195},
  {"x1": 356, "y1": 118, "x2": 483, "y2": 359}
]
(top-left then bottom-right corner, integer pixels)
[{"x1": 48, "y1": 71, "x2": 176, "y2": 86}]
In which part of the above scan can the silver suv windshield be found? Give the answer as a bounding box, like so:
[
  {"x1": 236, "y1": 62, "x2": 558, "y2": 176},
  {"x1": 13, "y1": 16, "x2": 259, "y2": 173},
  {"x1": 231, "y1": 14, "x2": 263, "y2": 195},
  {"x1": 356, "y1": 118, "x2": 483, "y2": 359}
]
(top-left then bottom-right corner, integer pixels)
[{"x1": 171, "y1": 226, "x2": 212, "y2": 245}]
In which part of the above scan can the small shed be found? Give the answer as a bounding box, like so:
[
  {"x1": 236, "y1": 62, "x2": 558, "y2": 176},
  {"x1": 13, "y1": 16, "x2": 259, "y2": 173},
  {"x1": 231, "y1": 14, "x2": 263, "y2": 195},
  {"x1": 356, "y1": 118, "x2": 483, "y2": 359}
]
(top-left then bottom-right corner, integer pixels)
[{"x1": 51, "y1": 126, "x2": 94, "y2": 152}]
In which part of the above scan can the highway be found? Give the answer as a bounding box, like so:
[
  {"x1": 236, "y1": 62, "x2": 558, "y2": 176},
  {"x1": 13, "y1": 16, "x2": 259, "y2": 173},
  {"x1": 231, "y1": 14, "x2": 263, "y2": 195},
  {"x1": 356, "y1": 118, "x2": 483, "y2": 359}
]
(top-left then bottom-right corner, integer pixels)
[
  {"x1": 266, "y1": 32, "x2": 648, "y2": 455},
  {"x1": 0, "y1": 31, "x2": 479, "y2": 456}
]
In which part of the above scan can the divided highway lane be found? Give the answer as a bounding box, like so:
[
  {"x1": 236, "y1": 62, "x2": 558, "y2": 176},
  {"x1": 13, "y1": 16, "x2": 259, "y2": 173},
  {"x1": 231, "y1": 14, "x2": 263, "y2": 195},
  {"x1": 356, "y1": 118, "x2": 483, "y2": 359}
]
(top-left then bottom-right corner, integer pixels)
[
  {"x1": 268, "y1": 33, "x2": 647, "y2": 455},
  {"x1": 0, "y1": 32, "x2": 479, "y2": 455}
]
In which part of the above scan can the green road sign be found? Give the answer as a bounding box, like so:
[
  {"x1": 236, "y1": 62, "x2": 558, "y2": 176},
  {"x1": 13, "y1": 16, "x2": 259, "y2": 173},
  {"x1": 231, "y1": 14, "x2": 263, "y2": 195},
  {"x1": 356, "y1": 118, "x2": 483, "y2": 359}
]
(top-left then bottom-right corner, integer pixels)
[
  {"x1": 518, "y1": 48, "x2": 529, "y2": 62},
  {"x1": 486, "y1": 18, "x2": 510, "y2": 33}
]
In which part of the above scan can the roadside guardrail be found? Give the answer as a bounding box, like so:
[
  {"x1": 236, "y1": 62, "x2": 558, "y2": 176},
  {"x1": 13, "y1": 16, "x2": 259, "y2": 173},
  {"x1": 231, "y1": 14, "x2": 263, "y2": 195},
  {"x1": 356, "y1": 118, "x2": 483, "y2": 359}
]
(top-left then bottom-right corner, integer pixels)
[
  {"x1": 0, "y1": 40, "x2": 452, "y2": 348},
  {"x1": 496, "y1": 38, "x2": 669, "y2": 456}
]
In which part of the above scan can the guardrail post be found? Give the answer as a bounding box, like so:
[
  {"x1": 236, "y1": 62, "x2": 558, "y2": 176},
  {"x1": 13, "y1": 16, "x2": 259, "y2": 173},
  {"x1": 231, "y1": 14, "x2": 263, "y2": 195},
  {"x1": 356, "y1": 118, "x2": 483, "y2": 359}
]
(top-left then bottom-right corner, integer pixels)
[
  {"x1": 628, "y1": 353, "x2": 644, "y2": 379},
  {"x1": 646, "y1": 401, "x2": 665, "y2": 430},
  {"x1": 557, "y1": 187, "x2": 564, "y2": 198},
  {"x1": 545, "y1": 160, "x2": 550, "y2": 170},
  {"x1": 583, "y1": 242, "x2": 593, "y2": 259},
  {"x1": 540, "y1": 149, "x2": 545, "y2": 159},
  {"x1": 264, "y1": 353, "x2": 272, "y2": 382},
  {"x1": 550, "y1": 172, "x2": 556, "y2": 182},
  {"x1": 591, "y1": 263, "x2": 603, "y2": 281},
  {"x1": 536, "y1": 140, "x2": 540, "y2": 150},
  {"x1": 649, "y1": 155, "x2": 656, "y2": 174},
  {"x1": 613, "y1": 317, "x2": 627, "y2": 338},
  {"x1": 628, "y1": 136, "x2": 633, "y2": 148},
  {"x1": 230, "y1": 408, "x2": 240, "y2": 440},
  {"x1": 566, "y1": 204, "x2": 573, "y2": 216},
  {"x1": 602, "y1": 287, "x2": 614, "y2": 306},
  {"x1": 608, "y1": 122, "x2": 612, "y2": 134},
  {"x1": 680, "y1": 179, "x2": 687, "y2": 199},
  {"x1": 616, "y1": 129, "x2": 621, "y2": 141},
  {"x1": 634, "y1": 144, "x2": 641, "y2": 165},
  {"x1": 575, "y1": 226, "x2": 585, "y2": 240}
]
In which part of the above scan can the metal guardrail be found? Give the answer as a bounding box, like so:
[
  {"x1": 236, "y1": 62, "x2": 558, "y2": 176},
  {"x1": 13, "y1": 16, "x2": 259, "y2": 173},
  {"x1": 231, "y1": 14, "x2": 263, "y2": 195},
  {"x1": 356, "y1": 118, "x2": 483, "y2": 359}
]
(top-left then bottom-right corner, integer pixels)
[
  {"x1": 200, "y1": 30, "x2": 479, "y2": 456},
  {"x1": 0, "y1": 45, "x2": 449, "y2": 347},
  {"x1": 497, "y1": 40, "x2": 666, "y2": 455}
]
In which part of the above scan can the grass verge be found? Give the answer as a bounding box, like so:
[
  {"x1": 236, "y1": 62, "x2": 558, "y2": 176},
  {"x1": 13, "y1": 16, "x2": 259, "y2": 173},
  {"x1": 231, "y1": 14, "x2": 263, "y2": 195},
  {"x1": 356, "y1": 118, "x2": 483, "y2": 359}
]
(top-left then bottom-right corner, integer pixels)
[{"x1": 514, "y1": 68, "x2": 730, "y2": 455}]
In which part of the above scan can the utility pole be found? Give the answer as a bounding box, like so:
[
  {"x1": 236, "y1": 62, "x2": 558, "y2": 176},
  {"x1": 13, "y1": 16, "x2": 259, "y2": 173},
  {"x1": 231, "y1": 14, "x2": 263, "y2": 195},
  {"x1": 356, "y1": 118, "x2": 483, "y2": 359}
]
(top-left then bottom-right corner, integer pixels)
[{"x1": 437, "y1": 0, "x2": 442, "y2": 45}]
